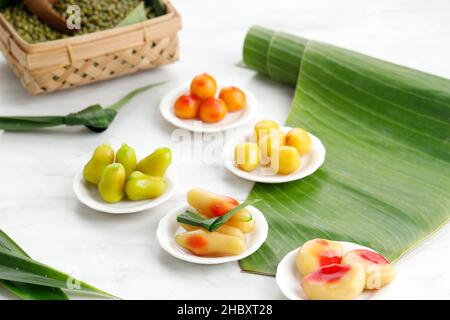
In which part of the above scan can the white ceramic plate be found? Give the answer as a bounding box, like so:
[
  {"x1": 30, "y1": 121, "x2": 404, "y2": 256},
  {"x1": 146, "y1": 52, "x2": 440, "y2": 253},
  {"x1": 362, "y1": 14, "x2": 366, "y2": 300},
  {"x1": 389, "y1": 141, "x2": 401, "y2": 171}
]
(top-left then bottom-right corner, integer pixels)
[
  {"x1": 223, "y1": 126, "x2": 326, "y2": 183},
  {"x1": 156, "y1": 205, "x2": 268, "y2": 264},
  {"x1": 159, "y1": 84, "x2": 257, "y2": 133},
  {"x1": 276, "y1": 241, "x2": 385, "y2": 300},
  {"x1": 73, "y1": 167, "x2": 177, "y2": 214}
]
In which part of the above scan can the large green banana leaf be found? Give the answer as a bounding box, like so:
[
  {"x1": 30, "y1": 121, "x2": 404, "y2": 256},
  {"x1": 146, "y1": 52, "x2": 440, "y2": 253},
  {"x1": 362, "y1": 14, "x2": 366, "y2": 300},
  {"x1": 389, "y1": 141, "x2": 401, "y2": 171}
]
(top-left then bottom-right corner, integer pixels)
[{"x1": 241, "y1": 26, "x2": 450, "y2": 275}]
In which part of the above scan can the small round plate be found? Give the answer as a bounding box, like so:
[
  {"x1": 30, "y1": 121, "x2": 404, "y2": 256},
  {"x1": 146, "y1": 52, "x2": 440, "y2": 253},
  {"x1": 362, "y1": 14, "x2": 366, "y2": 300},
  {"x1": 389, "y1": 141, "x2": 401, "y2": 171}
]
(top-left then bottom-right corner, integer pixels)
[
  {"x1": 159, "y1": 84, "x2": 258, "y2": 133},
  {"x1": 156, "y1": 205, "x2": 268, "y2": 264},
  {"x1": 73, "y1": 167, "x2": 178, "y2": 214},
  {"x1": 223, "y1": 126, "x2": 326, "y2": 183},
  {"x1": 276, "y1": 241, "x2": 384, "y2": 300}
]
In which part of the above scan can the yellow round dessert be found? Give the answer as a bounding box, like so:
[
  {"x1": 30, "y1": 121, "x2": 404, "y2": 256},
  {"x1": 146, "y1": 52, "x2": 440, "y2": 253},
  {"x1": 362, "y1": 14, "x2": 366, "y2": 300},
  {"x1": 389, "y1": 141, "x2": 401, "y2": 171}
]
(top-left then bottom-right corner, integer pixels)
[
  {"x1": 234, "y1": 142, "x2": 260, "y2": 172},
  {"x1": 286, "y1": 128, "x2": 312, "y2": 155},
  {"x1": 254, "y1": 120, "x2": 279, "y2": 142}
]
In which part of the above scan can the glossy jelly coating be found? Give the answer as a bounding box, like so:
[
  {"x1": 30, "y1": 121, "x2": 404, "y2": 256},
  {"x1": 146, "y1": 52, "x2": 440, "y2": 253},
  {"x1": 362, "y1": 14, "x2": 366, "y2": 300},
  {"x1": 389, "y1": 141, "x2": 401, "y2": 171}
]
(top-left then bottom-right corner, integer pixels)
[
  {"x1": 190, "y1": 73, "x2": 217, "y2": 99},
  {"x1": 342, "y1": 249, "x2": 396, "y2": 289},
  {"x1": 83, "y1": 143, "x2": 115, "y2": 185},
  {"x1": 254, "y1": 120, "x2": 279, "y2": 142},
  {"x1": 175, "y1": 229, "x2": 246, "y2": 256},
  {"x1": 198, "y1": 98, "x2": 228, "y2": 123},
  {"x1": 302, "y1": 263, "x2": 365, "y2": 300},
  {"x1": 258, "y1": 129, "x2": 286, "y2": 164},
  {"x1": 136, "y1": 147, "x2": 172, "y2": 177},
  {"x1": 219, "y1": 86, "x2": 246, "y2": 112},
  {"x1": 186, "y1": 188, "x2": 255, "y2": 233},
  {"x1": 296, "y1": 239, "x2": 343, "y2": 276},
  {"x1": 98, "y1": 163, "x2": 125, "y2": 203},
  {"x1": 234, "y1": 142, "x2": 260, "y2": 172},
  {"x1": 273, "y1": 146, "x2": 301, "y2": 175},
  {"x1": 180, "y1": 223, "x2": 245, "y2": 239},
  {"x1": 286, "y1": 128, "x2": 312, "y2": 156},
  {"x1": 125, "y1": 175, "x2": 166, "y2": 201},
  {"x1": 115, "y1": 143, "x2": 137, "y2": 178},
  {"x1": 174, "y1": 94, "x2": 201, "y2": 119}
]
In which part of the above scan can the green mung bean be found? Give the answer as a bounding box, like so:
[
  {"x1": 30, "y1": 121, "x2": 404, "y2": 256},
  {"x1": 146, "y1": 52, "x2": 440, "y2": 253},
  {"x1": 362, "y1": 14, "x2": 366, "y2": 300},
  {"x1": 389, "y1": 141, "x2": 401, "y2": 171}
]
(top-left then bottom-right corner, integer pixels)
[{"x1": 1, "y1": 0, "x2": 156, "y2": 44}]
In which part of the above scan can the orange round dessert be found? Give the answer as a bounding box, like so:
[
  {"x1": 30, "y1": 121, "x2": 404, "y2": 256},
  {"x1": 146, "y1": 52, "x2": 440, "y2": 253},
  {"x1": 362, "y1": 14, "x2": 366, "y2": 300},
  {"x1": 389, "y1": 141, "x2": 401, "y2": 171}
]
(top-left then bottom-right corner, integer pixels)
[
  {"x1": 174, "y1": 94, "x2": 201, "y2": 119},
  {"x1": 190, "y1": 73, "x2": 217, "y2": 99},
  {"x1": 219, "y1": 86, "x2": 247, "y2": 112},
  {"x1": 199, "y1": 98, "x2": 228, "y2": 123}
]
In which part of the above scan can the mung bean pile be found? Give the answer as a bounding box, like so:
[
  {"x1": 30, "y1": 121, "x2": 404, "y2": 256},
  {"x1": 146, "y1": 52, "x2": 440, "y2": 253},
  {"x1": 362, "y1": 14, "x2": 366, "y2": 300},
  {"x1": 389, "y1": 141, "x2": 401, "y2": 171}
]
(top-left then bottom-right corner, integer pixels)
[{"x1": 1, "y1": 0, "x2": 155, "y2": 44}]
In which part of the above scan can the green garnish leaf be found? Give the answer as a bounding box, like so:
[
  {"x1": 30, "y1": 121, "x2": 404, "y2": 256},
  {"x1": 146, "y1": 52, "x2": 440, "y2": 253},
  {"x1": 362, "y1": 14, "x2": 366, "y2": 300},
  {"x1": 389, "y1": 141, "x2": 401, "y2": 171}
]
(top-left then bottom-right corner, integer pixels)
[
  {"x1": 0, "y1": 81, "x2": 165, "y2": 132},
  {"x1": 0, "y1": 230, "x2": 116, "y2": 300},
  {"x1": 177, "y1": 199, "x2": 261, "y2": 232},
  {"x1": 0, "y1": 230, "x2": 69, "y2": 300}
]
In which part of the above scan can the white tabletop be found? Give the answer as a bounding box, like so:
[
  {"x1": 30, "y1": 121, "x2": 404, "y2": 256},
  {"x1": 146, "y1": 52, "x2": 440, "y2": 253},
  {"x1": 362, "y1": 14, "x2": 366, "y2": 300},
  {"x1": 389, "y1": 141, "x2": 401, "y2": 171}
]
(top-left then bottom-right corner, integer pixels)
[{"x1": 0, "y1": 0, "x2": 449, "y2": 300}]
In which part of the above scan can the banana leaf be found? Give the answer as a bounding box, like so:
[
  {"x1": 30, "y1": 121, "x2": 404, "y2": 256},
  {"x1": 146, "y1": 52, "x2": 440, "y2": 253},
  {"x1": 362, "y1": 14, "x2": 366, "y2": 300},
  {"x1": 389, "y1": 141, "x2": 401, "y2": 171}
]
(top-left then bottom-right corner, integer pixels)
[
  {"x1": 0, "y1": 230, "x2": 115, "y2": 299},
  {"x1": 117, "y1": 0, "x2": 167, "y2": 27},
  {"x1": 240, "y1": 26, "x2": 450, "y2": 275},
  {"x1": 0, "y1": 82, "x2": 164, "y2": 132},
  {"x1": 0, "y1": 230, "x2": 68, "y2": 300},
  {"x1": 117, "y1": 2, "x2": 148, "y2": 27}
]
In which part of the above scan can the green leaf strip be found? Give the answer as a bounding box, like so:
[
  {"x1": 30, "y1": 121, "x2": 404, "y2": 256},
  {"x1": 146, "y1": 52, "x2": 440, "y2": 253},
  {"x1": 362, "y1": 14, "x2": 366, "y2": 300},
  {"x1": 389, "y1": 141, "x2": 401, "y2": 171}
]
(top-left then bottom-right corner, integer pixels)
[
  {"x1": 0, "y1": 230, "x2": 68, "y2": 300},
  {"x1": 0, "y1": 230, "x2": 116, "y2": 299},
  {"x1": 177, "y1": 199, "x2": 261, "y2": 232},
  {"x1": 0, "y1": 82, "x2": 165, "y2": 132}
]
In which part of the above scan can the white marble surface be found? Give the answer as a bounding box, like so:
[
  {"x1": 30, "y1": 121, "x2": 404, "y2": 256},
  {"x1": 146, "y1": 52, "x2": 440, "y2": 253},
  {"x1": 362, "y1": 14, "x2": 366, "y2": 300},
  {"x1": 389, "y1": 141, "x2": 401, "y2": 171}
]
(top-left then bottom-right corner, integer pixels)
[{"x1": 0, "y1": 0, "x2": 449, "y2": 300}]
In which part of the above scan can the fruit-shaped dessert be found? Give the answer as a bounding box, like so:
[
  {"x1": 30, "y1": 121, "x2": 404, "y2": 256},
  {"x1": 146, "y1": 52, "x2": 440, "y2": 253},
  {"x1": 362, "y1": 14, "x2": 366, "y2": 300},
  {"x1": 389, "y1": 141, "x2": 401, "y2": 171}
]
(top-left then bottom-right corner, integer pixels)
[
  {"x1": 226, "y1": 216, "x2": 255, "y2": 234},
  {"x1": 98, "y1": 163, "x2": 126, "y2": 203},
  {"x1": 286, "y1": 128, "x2": 312, "y2": 156},
  {"x1": 115, "y1": 143, "x2": 137, "y2": 178},
  {"x1": 136, "y1": 147, "x2": 172, "y2": 177},
  {"x1": 296, "y1": 239, "x2": 343, "y2": 276},
  {"x1": 83, "y1": 143, "x2": 115, "y2": 184},
  {"x1": 272, "y1": 146, "x2": 301, "y2": 175},
  {"x1": 254, "y1": 120, "x2": 279, "y2": 142},
  {"x1": 302, "y1": 263, "x2": 365, "y2": 300},
  {"x1": 125, "y1": 172, "x2": 166, "y2": 201},
  {"x1": 174, "y1": 94, "x2": 201, "y2": 119},
  {"x1": 198, "y1": 98, "x2": 228, "y2": 123},
  {"x1": 190, "y1": 73, "x2": 217, "y2": 99},
  {"x1": 219, "y1": 86, "x2": 246, "y2": 112},
  {"x1": 175, "y1": 229, "x2": 246, "y2": 256},
  {"x1": 127, "y1": 170, "x2": 150, "y2": 181},
  {"x1": 258, "y1": 130, "x2": 286, "y2": 161},
  {"x1": 186, "y1": 188, "x2": 255, "y2": 233},
  {"x1": 180, "y1": 223, "x2": 245, "y2": 239},
  {"x1": 234, "y1": 142, "x2": 260, "y2": 172},
  {"x1": 342, "y1": 249, "x2": 396, "y2": 289}
]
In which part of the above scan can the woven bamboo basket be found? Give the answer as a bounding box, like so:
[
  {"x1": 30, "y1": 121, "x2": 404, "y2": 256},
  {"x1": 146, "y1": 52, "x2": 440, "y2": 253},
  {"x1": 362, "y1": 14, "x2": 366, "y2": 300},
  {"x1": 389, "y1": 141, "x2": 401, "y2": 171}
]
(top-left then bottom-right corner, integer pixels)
[{"x1": 0, "y1": 1, "x2": 182, "y2": 95}]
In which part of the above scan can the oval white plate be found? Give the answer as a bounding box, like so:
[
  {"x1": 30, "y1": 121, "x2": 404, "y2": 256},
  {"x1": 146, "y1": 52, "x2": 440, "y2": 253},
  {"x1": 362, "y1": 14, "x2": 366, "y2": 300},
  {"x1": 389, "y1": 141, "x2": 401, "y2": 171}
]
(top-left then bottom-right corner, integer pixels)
[
  {"x1": 276, "y1": 241, "x2": 386, "y2": 300},
  {"x1": 156, "y1": 205, "x2": 268, "y2": 264},
  {"x1": 223, "y1": 126, "x2": 326, "y2": 183},
  {"x1": 73, "y1": 167, "x2": 177, "y2": 214},
  {"x1": 159, "y1": 84, "x2": 258, "y2": 133}
]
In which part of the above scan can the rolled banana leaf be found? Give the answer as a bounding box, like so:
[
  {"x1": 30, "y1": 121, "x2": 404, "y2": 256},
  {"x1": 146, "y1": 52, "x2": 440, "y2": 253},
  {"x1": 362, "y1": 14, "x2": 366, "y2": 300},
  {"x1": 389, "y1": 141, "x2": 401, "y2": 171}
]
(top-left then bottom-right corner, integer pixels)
[{"x1": 241, "y1": 26, "x2": 450, "y2": 275}]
